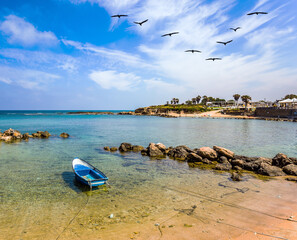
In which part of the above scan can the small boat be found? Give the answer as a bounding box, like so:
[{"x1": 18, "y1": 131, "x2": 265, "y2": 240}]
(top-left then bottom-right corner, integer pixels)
[{"x1": 72, "y1": 158, "x2": 108, "y2": 189}]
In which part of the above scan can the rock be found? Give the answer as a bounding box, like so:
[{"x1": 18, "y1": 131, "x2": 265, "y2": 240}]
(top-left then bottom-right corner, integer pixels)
[
  {"x1": 218, "y1": 156, "x2": 228, "y2": 164},
  {"x1": 257, "y1": 163, "x2": 285, "y2": 176},
  {"x1": 141, "y1": 148, "x2": 148, "y2": 156},
  {"x1": 119, "y1": 142, "x2": 132, "y2": 152},
  {"x1": 213, "y1": 146, "x2": 234, "y2": 159},
  {"x1": 156, "y1": 143, "x2": 166, "y2": 152},
  {"x1": 234, "y1": 155, "x2": 258, "y2": 162},
  {"x1": 231, "y1": 172, "x2": 242, "y2": 181},
  {"x1": 186, "y1": 153, "x2": 203, "y2": 163},
  {"x1": 147, "y1": 143, "x2": 164, "y2": 157},
  {"x1": 233, "y1": 166, "x2": 242, "y2": 171},
  {"x1": 60, "y1": 132, "x2": 69, "y2": 138},
  {"x1": 289, "y1": 157, "x2": 297, "y2": 165},
  {"x1": 272, "y1": 153, "x2": 292, "y2": 168},
  {"x1": 202, "y1": 158, "x2": 212, "y2": 164},
  {"x1": 40, "y1": 131, "x2": 50, "y2": 138},
  {"x1": 110, "y1": 147, "x2": 118, "y2": 152},
  {"x1": 22, "y1": 133, "x2": 30, "y2": 140},
  {"x1": 197, "y1": 147, "x2": 218, "y2": 160},
  {"x1": 215, "y1": 162, "x2": 232, "y2": 171},
  {"x1": 242, "y1": 157, "x2": 272, "y2": 172},
  {"x1": 231, "y1": 159, "x2": 245, "y2": 168},
  {"x1": 283, "y1": 164, "x2": 297, "y2": 176},
  {"x1": 104, "y1": 146, "x2": 110, "y2": 151},
  {"x1": 32, "y1": 133, "x2": 41, "y2": 138},
  {"x1": 168, "y1": 146, "x2": 190, "y2": 160},
  {"x1": 1, "y1": 136, "x2": 13, "y2": 142},
  {"x1": 132, "y1": 145, "x2": 144, "y2": 152},
  {"x1": 285, "y1": 177, "x2": 297, "y2": 182}
]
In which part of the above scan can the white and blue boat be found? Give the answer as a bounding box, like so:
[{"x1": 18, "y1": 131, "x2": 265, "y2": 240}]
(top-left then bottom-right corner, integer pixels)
[{"x1": 72, "y1": 158, "x2": 108, "y2": 189}]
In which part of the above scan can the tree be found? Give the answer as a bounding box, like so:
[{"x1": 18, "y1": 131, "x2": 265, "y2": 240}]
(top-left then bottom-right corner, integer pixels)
[
  {"x1": 196, "y1": 95, "x2": 201, "y2": 104},
  {"x1": 192, "y1": 98, "x2": 196, "y2": 104},
  {"x1": 233, "y1": 94, "x2": 240, "y2": 107},
  {"x1": 176, "y1": 98, "x2": 179, "y2": 104},
  {"x1": 171, "y1": 99, "x2": 174, "y2": 104},
  {"x1": 185, "y1": 100, "x2": 192, "y2": 105},
  {"x1": 241, "y1": 95, "x2": 251, "y2": 110},
  {"x1": 201, "y1": 95, "x2": 208, "y2": 105},
  {"x1": 283, "y1": 94, "x2": 297, "y2": 100}
]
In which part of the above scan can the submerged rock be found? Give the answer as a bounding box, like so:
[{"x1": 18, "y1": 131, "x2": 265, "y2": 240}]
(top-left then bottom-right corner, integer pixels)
[
  {"x1": 40, "y1": 131, "x2": 51, "y2": 138},
  {"x1": 231, "y1": 172, "x2": 242, "y2": 181},
  {"x1": 132, "y1": 145, "x2": 144, "y2": 152},
  {"x1": 215, "y1": 162, "x2": 232, "y2": 171},
  {"x1": 110, "y1": 147, "x2": 118, "y2": 152},
  {"x1": 104, "y1": 146, "x2": 110, "y2": 151}
]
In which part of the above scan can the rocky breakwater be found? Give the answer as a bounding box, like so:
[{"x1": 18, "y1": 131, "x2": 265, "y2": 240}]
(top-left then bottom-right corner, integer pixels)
[
  {"x1": 104, "y1": 142, "x2": 297, "y2": 181},
  {"x1": 0, "y1": 128, "x2": 70, "y2": 143}
]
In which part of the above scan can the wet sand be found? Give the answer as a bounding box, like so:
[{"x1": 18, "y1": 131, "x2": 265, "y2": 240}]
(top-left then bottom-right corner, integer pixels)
[{"x1": 2, "y1": 176, "x2": 297, "y2": 240}]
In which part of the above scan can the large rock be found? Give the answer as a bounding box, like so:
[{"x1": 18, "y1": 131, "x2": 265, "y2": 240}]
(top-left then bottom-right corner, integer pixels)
[
  {"x1": 1, "y1": 136, "x2": 13, "y2": 142},
  {"x1": 257, "y1": 163, "x2": 285, "y2": 176},
  {"x1": 272, "y1": 153, "x2": 292, "y2": 168},
  {"x1": 186, "y1": 153, "x2": 203, "y2": 163},
  {"x1": 40, "y1": 131, "x2": 50, "y2": 138},
  {"x1": 147, "y1": 143, "x2": 164, "y2": 157},
  {"x1": 242, "y1": 157, "x2": 272, "y2": 172},
  {"x1": 196, "y1": 147, "x2": 218, "y2": 160},
  {"x1": 168, "y1": 146, "x2": 191, "y2": 160},
  {"x1": 283, "y1": 164, "x2": 297, "y2": 176},
  {"x1": 22, "y1": 133, "x2": 30, "y2": 140},
  {"x1": 156, "y1": 143, "x2": 166, "y2": 153},
  {"x1": 119, "y1": 143, "x2": 132, "y2": 152},
  {"x1": 231, "y1": 159, "x2": 245, "y2": 168},
  {"x1": 213, "y1": 146, "x2": 234, "y2": 159}
]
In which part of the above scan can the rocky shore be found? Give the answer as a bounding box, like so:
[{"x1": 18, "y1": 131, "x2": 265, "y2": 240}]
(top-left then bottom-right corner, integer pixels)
[
  {"x1": 104, "y1": 142, "x2": 297, "y2": 181},
  {"x1": 0, "y1": 128, "x2": 69, "y2": 143}
]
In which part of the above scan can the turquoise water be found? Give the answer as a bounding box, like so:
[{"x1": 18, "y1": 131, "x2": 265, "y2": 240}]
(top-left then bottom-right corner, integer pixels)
[{"x1": 0, "y1": 111, "x2": 296, "y2": 239}]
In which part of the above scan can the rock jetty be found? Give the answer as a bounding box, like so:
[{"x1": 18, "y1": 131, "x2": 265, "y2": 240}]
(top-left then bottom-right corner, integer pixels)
[
  {"x1": 104, "y1": 142, "x2": 297, "y2": 180},
  {"x1": 0, "y1": 128, "x2": 69, "y2": 143}
]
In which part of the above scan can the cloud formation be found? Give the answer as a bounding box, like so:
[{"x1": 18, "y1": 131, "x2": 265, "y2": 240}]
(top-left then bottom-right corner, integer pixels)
[{"x1": 0, "y1": 15, "x2": 58, "y2": 47}]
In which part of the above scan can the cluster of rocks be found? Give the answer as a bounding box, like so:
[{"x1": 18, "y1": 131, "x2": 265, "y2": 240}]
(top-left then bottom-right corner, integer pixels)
[
  {"x1": 0, "y1": 128, "x2": 69, "y2": 143},
  {"x1": 104, "y1": 142, "x2": 297, "y2": 180}
]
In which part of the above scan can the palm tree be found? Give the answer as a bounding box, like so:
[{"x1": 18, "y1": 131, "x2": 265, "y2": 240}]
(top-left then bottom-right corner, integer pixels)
[
  {"x1": 233, "y1": 94, "x2": 240, "y2": 107},
  {"x1": 192, "y1": 98, "x2": 196, "y2": 104},
  {"x1": 241, "y1": 95, "x2": 251, "y2": 111},
  {"x1": 176, "y1": 98, "x2": 179, "y2": 104},
  {"x1": 196, "y1": 95, "x2": 201, "y2": 104},
  {"x1": 171, "y1": 99, "x2": 174, "y2": 105},
  {"x1": 201, "y1": 95, "x2": 208, "y2": 105},
  {"x1": 185, "y1": 100, "x2": 192, "y2": 105}
]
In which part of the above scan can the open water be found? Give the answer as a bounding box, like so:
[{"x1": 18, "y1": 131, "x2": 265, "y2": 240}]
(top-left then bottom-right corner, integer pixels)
[{"x1": 0, "y1": 111, "x2": 296, "y2": 239}]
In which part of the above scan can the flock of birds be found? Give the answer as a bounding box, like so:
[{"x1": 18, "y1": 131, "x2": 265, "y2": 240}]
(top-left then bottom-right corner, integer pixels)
[{"x1": 111, "y1": 11, "x2": 268, "y2": 61}]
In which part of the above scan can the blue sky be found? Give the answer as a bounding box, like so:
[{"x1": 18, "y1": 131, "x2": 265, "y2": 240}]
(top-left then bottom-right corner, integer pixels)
[{"x1": 0, "y1": 0, "x2": 296, "y2": 110}]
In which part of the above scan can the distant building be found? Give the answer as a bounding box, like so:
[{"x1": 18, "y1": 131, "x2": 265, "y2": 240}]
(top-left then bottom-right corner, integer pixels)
[{"x1": 279, "y1": 98, "x2": 297, "y2": 109}]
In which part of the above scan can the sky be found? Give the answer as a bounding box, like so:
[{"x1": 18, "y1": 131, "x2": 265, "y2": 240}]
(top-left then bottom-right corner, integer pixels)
[{"x1": 0, "y1": 0, "x2": 296, "y2": 110}]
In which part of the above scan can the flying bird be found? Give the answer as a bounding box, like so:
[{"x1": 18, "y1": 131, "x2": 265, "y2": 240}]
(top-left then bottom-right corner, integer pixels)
[
  {"x1": 161, "y1": 32, "x2": 179, "y2": 37},
  {"x1": 134, "y1": 19, "x2": 148, "y2": 26},
  {"x1": 217, "y1": 40, "x2": 233, "y2": 45},
  {"x1": 230, "y1": 27, "x2": 241, "y2": 32},
  {"x1": 185, "y1": 50, "x2": 201, "y2": 53},
  {"x1": 206, "y1": 58, "x2": 222, "y2": 61},
  {"x1": 247, "y1": 12, "x2": 268, "y2": 15},
  {"x1": 111, "y1": 14, "x2": 128, "y2": 18}
]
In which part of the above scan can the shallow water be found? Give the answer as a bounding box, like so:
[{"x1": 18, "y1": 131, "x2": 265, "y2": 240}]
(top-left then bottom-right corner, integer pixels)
[{"x1": 0, "y1": 111, "x2": 296, "y2": 239}]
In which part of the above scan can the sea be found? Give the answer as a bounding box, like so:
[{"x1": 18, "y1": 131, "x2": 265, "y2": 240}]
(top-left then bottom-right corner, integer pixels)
[{"x1": 0, "y1": 110, "x2": 296, "y2": 239}]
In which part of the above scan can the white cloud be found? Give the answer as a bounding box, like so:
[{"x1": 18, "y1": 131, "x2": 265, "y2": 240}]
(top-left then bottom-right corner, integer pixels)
[
  {"x1": 0, "y1": 15, "x2": 58, "y2": 47},
  {"x1": 0, "y1": 65, "x2": 60, "y2": 89},
  {"x1": 89, "y1": 70, "x2": 141, "y2": 90}
]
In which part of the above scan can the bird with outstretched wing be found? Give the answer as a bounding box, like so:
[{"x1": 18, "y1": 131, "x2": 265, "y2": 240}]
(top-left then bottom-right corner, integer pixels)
[
  {"x1": 206, "y1": 58, "x2": 222, "y2": 61},
  {"x1": 230, "y1": 27, "x2": 241, "y2": 32},
  {"x1": 247, "y1": 12, "x2": 268, "y2": 15},
  {"x1": 217, "y1": 40, "x2": 233, "y2": 45},
  {"x1": 185, "y1": 50, "x2": 201, "y2": 53},
  {"x1": 111, "y1": 14, "x2": 128, "y2": 18},
  {"x1": 134, "y1": 19, "x2": 148, "y2": 26},
  {"x1": 161, "y1": 32, "x2": 179, "y2": 37}
]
